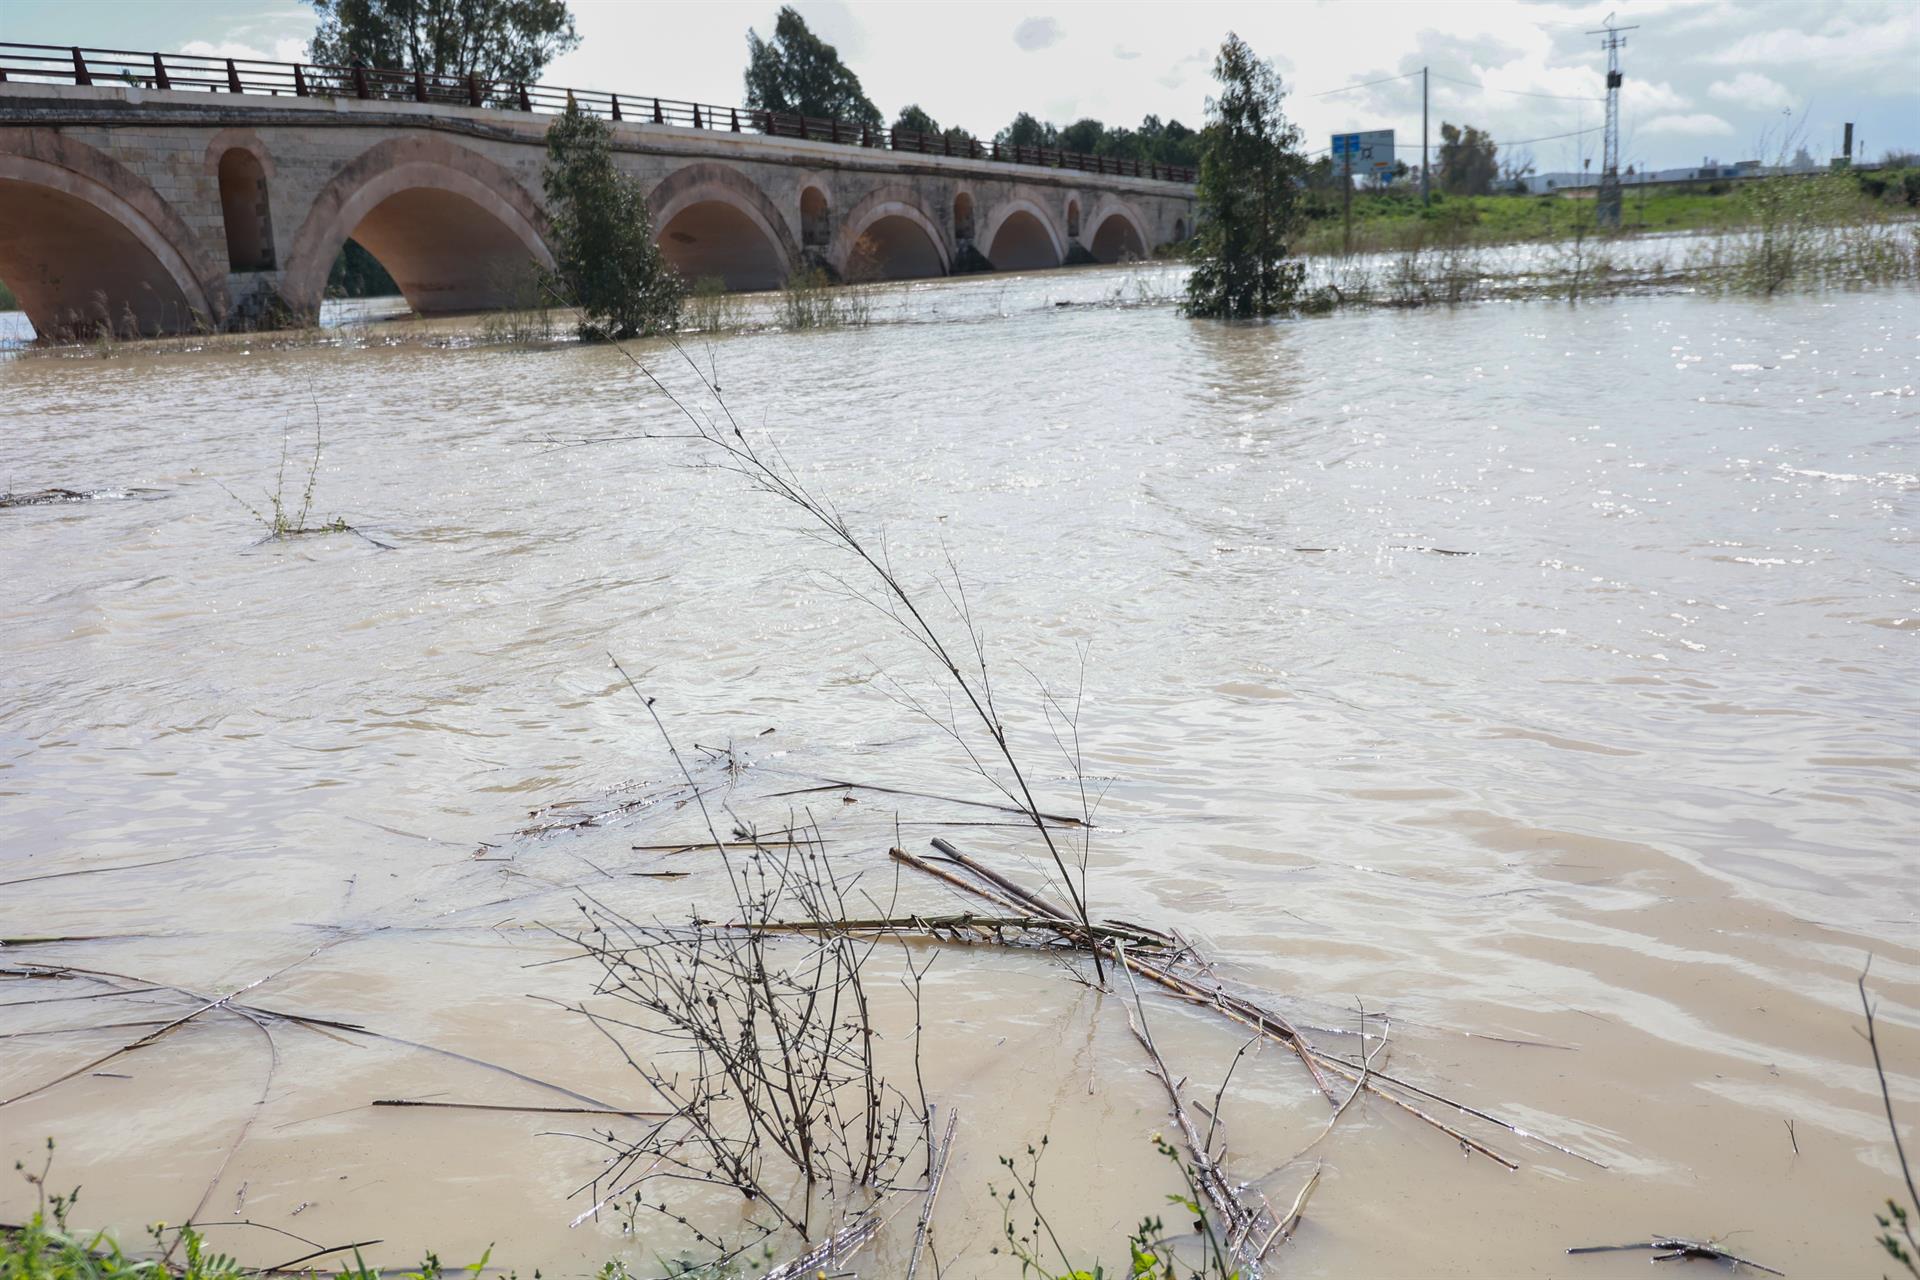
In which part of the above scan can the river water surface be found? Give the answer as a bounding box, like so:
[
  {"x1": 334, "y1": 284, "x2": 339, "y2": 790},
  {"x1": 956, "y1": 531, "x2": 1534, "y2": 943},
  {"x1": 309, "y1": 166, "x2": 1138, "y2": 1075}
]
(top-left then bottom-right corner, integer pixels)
[{"x1": 2, "y1": 267, "x2": 1917, "y2": 1276}]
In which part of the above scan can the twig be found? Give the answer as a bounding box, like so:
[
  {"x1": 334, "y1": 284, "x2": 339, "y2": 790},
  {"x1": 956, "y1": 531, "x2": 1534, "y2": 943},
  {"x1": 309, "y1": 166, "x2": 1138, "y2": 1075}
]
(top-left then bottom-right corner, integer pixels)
[
  {"x1": 767, "y1": 779, "x2": 1087, "y2": 828},
  {"x1": 740, "y1": 913, "x2": 1166, "y2": 947},
  {"x1": 1258, "y1": 1163, "x2": 1322, "y2": 1256},
  {"x1": 1861, "y1": 960, "x2": 1920, "y2": 1220},
  {"x1": 1290, "y1": 1010, "x2": 1389, "y2": 1161},
  {"x1": 0, "y1": 850, "x2": 220, "y2": 888},
  {"x1": 1567, "y1": 1237, "x2": 1785, "y2": 1276},
  {"x1": 372, "y1": 1099, "x2": 667, "y2": 1118},
  {"x1": 258, "y1": 1239, "x2": 385, "y2": 1273},
  {"x1": 762, "y1": 1198, "x2": 889, "y2": 1279},
  {"x1": 905, "y1": 1109, "x2": 959, "y2": 1280},
  {"x1": 1118, "y1": 945, "x2": 1268, "y2": 1265}
]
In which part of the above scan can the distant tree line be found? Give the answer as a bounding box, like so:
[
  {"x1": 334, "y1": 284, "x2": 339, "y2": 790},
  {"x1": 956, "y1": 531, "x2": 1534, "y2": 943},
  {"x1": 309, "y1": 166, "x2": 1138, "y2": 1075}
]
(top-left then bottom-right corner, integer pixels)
[{"x1": 993, "y1": 112, "x2": 1201, "y2": 169}]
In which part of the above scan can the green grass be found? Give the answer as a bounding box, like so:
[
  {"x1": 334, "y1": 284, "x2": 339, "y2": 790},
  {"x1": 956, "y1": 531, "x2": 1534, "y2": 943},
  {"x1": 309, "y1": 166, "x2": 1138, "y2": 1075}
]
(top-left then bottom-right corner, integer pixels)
[
  {"x1": 1296, "y1": 172, "x2": 1910, "y2": 257},
  {"x1": 0, "y1": 278, "x2": 17, "y2": 311},
  {"x1": 4, "y1": 1142, "x2": 522, "y2": 1280}
]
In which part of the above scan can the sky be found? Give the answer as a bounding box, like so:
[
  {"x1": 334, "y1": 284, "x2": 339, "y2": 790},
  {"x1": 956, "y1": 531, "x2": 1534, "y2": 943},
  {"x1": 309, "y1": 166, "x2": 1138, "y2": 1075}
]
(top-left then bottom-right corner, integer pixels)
[{"x1": 10, "y1": 0, "x2": 1917, "y2": 175}]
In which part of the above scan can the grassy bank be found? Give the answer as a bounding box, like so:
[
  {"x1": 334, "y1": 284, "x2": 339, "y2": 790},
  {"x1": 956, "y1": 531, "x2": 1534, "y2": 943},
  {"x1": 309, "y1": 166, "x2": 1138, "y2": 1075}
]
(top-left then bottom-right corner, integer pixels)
[{"x1": 1297, "y1": 169, "x2": 1916, "y2": 257}]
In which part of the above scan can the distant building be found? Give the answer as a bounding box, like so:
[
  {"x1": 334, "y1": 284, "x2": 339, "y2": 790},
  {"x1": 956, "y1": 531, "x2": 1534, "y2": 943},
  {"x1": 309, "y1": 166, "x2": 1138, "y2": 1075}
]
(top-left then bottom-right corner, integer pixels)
[{"x1": 1519, "y1": 157, "x2": 1769, "y2": 194}]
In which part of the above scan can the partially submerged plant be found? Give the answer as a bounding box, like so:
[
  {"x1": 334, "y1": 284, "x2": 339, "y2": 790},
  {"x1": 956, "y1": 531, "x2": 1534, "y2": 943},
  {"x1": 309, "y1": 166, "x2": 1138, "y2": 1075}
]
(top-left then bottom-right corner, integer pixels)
[
  {"x1": 1862, "y1": 967, "x2": 1919, "y2": 1278},
  {"x1": 217, "y1": 415, "x2": 352, "y2": 540},
  {"x1": 682, "y1": 276, "x2": 746, "y2": 333},
  {"x1": 554, "y1": 677, "x2": 932, "y2": 1261},
  {"x1": 778, "y1": 269, "x2": 873, "y2": 330}
]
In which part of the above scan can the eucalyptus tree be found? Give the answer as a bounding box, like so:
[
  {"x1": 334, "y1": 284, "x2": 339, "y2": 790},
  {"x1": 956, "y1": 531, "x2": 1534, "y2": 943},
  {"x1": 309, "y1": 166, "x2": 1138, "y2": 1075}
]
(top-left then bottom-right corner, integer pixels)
[{"x1": 744, "y1": 6, "x2": 882, "y2": 127}]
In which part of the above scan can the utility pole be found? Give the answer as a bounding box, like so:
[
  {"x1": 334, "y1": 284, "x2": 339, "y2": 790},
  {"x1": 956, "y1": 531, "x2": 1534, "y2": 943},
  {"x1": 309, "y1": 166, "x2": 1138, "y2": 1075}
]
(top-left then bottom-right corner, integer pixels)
[
  {"x1": 1421, "y1": 65, "x2": 1430, "y2": 205},
  {"x1": 1343, "y1": 157, "x2": 1354, "y2": 253},
  {"x1": 1588, "y1": 12, "x2": 1637, "y2": 229}
]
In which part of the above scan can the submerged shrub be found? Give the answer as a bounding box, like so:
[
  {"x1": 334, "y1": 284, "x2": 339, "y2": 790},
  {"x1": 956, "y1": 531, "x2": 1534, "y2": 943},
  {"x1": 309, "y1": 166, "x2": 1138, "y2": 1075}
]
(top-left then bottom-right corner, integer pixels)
[
  {"x1": 1182, "y1": 33, "x2": 1308, "y2": 319},
  {"x1": 543, "y1": 101, "x2": 684, "y2": 340}
]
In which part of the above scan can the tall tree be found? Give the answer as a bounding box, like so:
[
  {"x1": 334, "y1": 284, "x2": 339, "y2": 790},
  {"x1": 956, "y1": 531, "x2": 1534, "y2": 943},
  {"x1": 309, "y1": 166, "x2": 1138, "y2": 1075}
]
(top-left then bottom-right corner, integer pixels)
[
  {"x1": 1437, "y1": 122, "x2": 1499, "y2": 196},
  {"x1": 307, "y1": 0, "x2": 578, "y2": 82},
  {"x1": 744, "y1": 6, "x2": 882, "y2": 127},
  {"x1": 995, "y1": 112, "x2": 1055, "y2": 149},
  {"x1": 1056, "y1": 117, "x2": 1105, "y2": 155},
  {"x1": 893, "y1": 104, "x2": 940, "y2": 136},
  {"x1": 543, "y1": 101, "x2": 683, "y2": 340},
  {"x1": 1183, "y1": 33, "x2": 1307, "y2": 319}
]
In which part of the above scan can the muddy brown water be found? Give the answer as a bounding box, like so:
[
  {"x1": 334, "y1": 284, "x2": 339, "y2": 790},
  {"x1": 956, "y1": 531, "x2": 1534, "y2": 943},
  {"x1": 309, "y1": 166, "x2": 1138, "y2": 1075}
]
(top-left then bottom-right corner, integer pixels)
[{"x1": 2, "y1": 267, "x2": 1917, "y2": 1277}]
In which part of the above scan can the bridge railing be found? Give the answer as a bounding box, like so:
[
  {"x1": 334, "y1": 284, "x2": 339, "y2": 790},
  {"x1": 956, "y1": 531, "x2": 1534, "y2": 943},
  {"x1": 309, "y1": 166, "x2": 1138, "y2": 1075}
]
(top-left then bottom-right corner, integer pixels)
[{"x1": 0, "y1": 41, "x2": 1197, "y2": 184}]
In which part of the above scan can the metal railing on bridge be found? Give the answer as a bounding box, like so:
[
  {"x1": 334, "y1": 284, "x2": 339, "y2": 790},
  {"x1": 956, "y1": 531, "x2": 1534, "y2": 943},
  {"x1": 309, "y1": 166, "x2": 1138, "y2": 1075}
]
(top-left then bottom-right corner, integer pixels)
[{"x1": 0, "y1": 42, "x2": 1198, "y2": 184}]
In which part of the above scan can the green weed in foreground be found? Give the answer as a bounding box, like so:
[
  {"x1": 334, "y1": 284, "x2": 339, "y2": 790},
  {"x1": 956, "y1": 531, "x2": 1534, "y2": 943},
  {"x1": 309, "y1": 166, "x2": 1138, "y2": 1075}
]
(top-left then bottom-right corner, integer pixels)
[
  {"x1": 2, "y1": 1144, "x2": 530, "y2": 1280},
  {"x1": 992, "y1": 1136, "x2": 1250, "y2": 1280}
]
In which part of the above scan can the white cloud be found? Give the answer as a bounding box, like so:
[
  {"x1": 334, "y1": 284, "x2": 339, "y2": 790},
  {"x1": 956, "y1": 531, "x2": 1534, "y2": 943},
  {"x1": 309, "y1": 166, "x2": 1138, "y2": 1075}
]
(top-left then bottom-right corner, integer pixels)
[
  {"x1": 1642, "y1": 112, "x2": 1735, "y2": 137},
  {"x1": 1113, "y1": 44, "x2": 1141, "y2": 61},
  {"x1": 180, "y1": 37, "x2": 308, "y2": 64},
  {"x1": 1705, "y1": 12, "x2": 1920, "y2": 68},
  {"x1": 1013, "y1": 17, "x2": 1064, "y2": 52},
  {"x1": 1707, "y1": 71, "x2": 1796, "y2": 111}
]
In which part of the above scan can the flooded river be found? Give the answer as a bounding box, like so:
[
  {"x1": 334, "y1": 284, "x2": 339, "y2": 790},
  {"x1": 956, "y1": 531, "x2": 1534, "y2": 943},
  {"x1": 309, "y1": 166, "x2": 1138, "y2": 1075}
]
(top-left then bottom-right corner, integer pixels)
[{"x1": 2, "y1": 267, "x2": 1917, "y2": 1276}]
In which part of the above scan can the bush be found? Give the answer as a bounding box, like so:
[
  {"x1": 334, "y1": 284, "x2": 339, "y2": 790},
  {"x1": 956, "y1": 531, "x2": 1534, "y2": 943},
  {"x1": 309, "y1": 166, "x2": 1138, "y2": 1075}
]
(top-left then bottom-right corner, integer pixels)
[{"x1": 542, "y1": 100, "x2": 684, "y2": 340}]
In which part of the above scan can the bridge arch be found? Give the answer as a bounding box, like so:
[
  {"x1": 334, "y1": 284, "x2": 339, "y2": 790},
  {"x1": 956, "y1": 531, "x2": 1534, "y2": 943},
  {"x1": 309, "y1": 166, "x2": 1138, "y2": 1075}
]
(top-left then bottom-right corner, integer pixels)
[
  {"x1": 648, "y1": 162, "x2": 798, "y2": 292},
  {"x1": 205, "y1": 130, "x2": 278, "y2": 272},
  {"x1": 0, "y1": 140, "x2": 217, "y2": 339},
  {"x1": 952, "y1": 189, "x2": 976, "y2": 242},
  {"x1": 1085, "y1": 199, "x2": 1149, "y2": 263},
  {"x1": 283, "y1": 135, "x2": 552, "y2": 316},
  {"x1": 832, "y1": 187, "x2": 949, "y2": 281},
  {"x1": 981, "y1": 196, "x2": 1065, "y2": 271},
  {"x1": 800, "y1": 184, "x2": 831, "y2": 252}
]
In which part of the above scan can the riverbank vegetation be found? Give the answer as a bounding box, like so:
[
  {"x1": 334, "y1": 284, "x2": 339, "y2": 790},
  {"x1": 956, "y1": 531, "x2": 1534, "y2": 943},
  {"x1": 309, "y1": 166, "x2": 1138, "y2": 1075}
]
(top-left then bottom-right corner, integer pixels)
[{"x1": 1294, "y1": 162, "x2": 1920, "y2": 258}]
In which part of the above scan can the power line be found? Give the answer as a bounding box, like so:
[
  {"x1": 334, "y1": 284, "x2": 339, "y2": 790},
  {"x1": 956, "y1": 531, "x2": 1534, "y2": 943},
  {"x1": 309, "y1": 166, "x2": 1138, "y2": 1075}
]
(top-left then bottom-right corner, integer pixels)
[
  {"x1": 1428, "y1": 70, "x2": 1602, "y2": 103},
  {"x1": 1310, "y1": 71, "x2": 1421, "y2": 98},
  {"x1": 1305, "y1": 125, "x2": 1599, "y2": 159}
]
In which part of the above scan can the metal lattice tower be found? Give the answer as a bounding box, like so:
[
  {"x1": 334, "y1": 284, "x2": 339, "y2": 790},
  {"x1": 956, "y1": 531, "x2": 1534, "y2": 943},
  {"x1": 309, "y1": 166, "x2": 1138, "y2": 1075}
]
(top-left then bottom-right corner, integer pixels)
[{"x1": 1587, "y1": 13, "x2": 1637, "y2": 228}]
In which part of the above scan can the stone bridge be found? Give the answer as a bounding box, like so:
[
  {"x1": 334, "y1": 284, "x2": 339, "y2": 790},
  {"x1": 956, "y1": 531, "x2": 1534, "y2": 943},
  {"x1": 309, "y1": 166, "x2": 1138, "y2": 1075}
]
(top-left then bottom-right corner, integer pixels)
[{"x1": 0, "y1": 82, "x2": 1197, "y2": 337}]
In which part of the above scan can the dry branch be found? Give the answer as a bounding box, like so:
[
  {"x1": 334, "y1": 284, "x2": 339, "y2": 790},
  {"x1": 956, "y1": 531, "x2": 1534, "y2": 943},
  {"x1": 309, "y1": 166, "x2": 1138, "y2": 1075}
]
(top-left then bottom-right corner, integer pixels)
[
  {"x1": 1120, "y1": 946, "x2": 1273, "y2": 1268},
  {"x1": 905, "y1": 1108, "x2": 960, "y2": 1280},
  {"x1": 372, "y1": 1099, "x2": 667, "y2": 1118}
]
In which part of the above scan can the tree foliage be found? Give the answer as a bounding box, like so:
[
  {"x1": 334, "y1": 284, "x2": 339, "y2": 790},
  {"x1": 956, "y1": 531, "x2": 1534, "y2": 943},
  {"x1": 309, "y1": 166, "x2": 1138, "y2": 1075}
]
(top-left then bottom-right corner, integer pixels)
[
  {"x1": 995, "y1": 111, "x2": 1052, "y2": 149},
  {"x1": 991, "y1": 111, "x2": 1200, "y2": 169},
  {"x1": 1438, "y1": 122, "x2": 1499, "y2": 196},
  {"x1": 306, "y1": 0, "x2": 578, "y2": 81},
  {"x1": 893, "y1": 103, "x2": 939, "y2": 135},
  {"x1": 744, "y1": 6, "x2": 881, "y2": 127},
  {"x1": 1183, "y1": 33, "x2": 1307, "y2": 319},
  {"x1": 543, "y1": 102, "x2": 683, "y2": 340}
]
